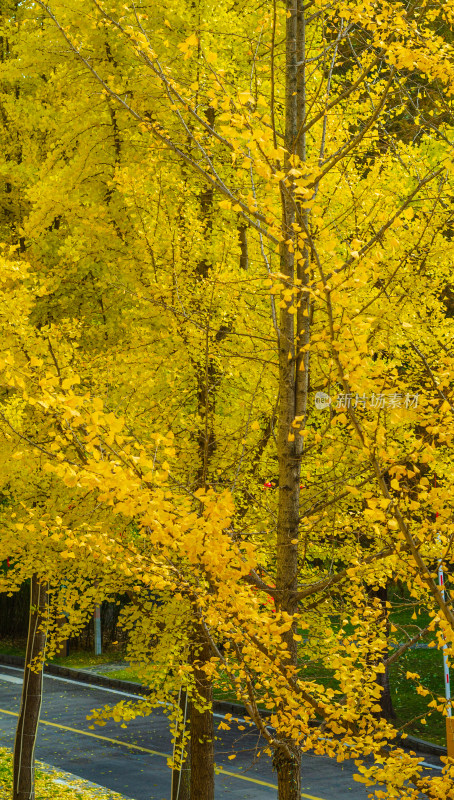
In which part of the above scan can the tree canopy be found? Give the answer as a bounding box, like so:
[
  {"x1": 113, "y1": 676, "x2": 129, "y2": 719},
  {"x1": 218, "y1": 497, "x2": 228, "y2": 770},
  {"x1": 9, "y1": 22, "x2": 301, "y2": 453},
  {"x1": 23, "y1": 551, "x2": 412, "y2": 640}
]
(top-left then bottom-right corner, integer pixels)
[{"x1": 2, "y1": 1, "x2": 454, "y2": 799}]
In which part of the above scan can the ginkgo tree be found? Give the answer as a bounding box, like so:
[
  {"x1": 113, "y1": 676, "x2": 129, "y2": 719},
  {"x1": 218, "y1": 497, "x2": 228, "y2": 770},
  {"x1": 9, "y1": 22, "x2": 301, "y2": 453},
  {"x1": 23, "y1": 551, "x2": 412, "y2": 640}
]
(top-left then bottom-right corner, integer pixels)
[
  {"x1": 0, "y1": 361, "x2": 442, "y2": 798},
  {"x1": 1, "y1": 3, "x2": 280, "y2": 793},
  {"x1": 2, "y1": 320, "x2": 454, "y2": 800},
  {"x1": 3, "y1": 0, "x2": 454, "y2": 799}
]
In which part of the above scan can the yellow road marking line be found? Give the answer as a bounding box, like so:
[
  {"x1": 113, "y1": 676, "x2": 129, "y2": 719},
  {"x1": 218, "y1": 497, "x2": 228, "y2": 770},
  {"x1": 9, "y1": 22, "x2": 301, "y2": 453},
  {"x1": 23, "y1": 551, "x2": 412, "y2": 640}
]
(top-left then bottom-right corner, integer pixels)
[
  {"x1": 0, "y1": 708, "x2": 168, "y2": 757},
  {"x1": 0, "y1": 707, "x2": 327, "y2": 799}
]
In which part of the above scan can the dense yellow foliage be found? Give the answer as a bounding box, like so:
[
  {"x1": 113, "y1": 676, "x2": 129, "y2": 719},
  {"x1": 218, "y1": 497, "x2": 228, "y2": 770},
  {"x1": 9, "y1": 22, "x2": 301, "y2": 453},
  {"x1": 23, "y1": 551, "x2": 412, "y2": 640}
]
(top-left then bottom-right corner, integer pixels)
[{"x1": 2, "y1": 0, "x2": 454, "y2": 797}]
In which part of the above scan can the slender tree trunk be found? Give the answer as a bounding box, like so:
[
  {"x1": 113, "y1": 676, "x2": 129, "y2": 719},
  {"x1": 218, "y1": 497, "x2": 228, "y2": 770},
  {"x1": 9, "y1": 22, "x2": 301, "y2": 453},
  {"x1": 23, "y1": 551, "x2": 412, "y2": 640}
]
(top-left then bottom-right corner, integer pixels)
[
  {"x1": 172, "y1": 103, "x2": 217, "y2": 799},
  {"x1": 273, "y1": 1, "x2": 309, "y2": 797},
  {"x1": 238, "y1": 222, "x2": 249, "y2": 270},
  {"x1": 369, "y1": 584, "x2": 395, "y2": 720},
  {"x1": 377, "y1": 661, "x2": 395, "y2": 720},
  {"x1": 189, "y1": 626, "x2": 214, "y2": 800},
  {"x1": 171, "y1": 689, "x2": 191, "y2": 800},
  {"x1": 53, "y1": 614, "x2": 69, "y2": 658},
  {"x1": 13, "y1": 574, "x2": 48, "y2": 800}
]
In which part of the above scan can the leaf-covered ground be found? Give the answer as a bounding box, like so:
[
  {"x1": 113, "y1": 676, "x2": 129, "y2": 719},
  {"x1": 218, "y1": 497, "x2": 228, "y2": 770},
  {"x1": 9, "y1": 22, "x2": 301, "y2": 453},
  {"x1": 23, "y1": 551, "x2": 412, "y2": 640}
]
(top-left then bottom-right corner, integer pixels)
[{"x1": 0, "y1": 747, "x2": 128, "y2": 800}]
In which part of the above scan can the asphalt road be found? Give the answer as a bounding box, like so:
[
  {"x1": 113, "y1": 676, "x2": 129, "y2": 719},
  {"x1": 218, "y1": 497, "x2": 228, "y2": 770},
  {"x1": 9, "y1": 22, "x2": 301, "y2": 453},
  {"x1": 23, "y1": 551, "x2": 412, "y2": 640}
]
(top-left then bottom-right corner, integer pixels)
[{"x1": 0, "y1": 665, "x2": 436, "y2": 800}]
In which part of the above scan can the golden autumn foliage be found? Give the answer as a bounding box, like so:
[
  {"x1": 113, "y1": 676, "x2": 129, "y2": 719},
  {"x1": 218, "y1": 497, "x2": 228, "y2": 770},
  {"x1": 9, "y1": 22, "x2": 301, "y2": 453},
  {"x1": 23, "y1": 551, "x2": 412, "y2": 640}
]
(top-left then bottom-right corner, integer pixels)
[{"x1": 2, "y1": 0, "x2": 454, "y2": 798}]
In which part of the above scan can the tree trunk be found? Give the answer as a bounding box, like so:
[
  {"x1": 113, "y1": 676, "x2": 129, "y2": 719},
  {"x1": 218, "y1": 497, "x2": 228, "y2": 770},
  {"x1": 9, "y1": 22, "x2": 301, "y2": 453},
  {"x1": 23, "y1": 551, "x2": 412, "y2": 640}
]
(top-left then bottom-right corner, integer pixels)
[
  {"x1": 273, "y1": 1, "x2": 309, "y2": 797},
  {"x1": 13, "y1": 574, "x2": 48, "y2": 800},
  {"x1": 370, "y1": 585, "x2": 396, "y2": 720},
  {"x1": 171, "y1": 689, "x2": 191, "y2": 800},
  {"x1": 189, "y1": 626, "x2": 214, "y2": 800},
  {"x1": 53, "y1": 614, "x2": 69, "y2": 658},
  {"x1": 185, "y1": 101, "x2": 217, "y2": 799},
  {"x1": 377, "y1": 662, "x2": 395, "y2": 720},
  {"x1": 274, "y1": 747, "x2": 302, "y2": 800},
  {"x1": 238, "y1": 222, "x2": 249, "y2": 270}
]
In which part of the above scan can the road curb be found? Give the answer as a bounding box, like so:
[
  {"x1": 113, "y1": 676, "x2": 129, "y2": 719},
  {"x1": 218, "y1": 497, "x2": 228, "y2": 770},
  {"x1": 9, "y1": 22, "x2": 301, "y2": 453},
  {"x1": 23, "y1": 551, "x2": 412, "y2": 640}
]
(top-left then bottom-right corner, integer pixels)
[
  {"x1": 395, "y1": 733, "x2": 446, "y2": 757},
  {"x1": 0, "y1": 653, "x2": 263, "y2": 719},
  {"x1": 0, "y1": 654, "x2": 446, "y2": 757}
]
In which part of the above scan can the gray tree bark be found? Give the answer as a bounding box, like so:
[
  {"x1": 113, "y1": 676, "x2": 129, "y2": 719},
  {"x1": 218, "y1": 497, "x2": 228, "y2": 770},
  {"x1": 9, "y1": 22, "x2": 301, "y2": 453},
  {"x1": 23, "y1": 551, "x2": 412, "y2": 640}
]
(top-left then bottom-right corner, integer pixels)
[
  {"x1": 273, "y1": 1, "x2": 309, "y2": 797},
  {"x1": 13, "y1": 574, "x2": 48, "y2": 800},
  {"x1": 189, "y1": 626, "x2": 214, "y2": 800},
  {"x1": 171, "y1": 689, "x2": 191, "y2": 800}
]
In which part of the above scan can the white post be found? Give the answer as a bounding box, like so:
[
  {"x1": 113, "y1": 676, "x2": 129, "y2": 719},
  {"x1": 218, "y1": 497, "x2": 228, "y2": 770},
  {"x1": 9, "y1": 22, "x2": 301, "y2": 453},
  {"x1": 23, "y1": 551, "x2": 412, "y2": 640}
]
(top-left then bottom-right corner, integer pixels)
[
  {"x1": 94, "y1": 605, "x2": 102, "y2": 656},
  {"x1": 438, "y1": 561, "x2": 451, "y2": 716},
  {"x1": 435, "y1": 478, "x2": 453, "y2": 754},
  {"x1": 435, "y1": 473, "x2": 451, "y2": 719}
]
